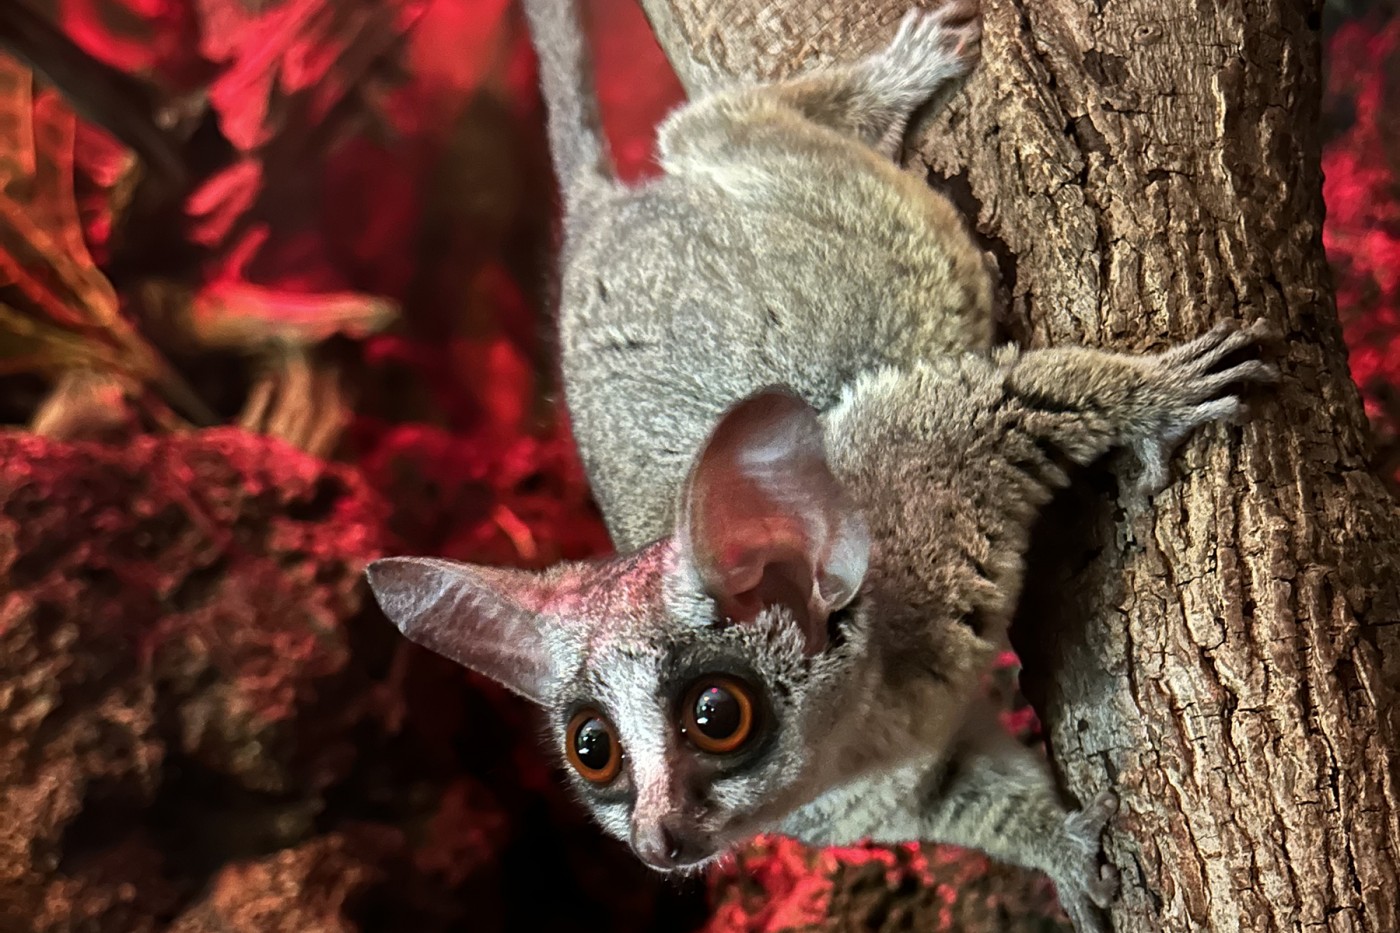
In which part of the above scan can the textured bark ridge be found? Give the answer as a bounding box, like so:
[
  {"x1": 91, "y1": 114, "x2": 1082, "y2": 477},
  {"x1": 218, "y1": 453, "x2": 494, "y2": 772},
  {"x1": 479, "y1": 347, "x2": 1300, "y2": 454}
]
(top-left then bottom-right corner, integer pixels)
[{"x1": 637, "y1": 1, "x2": 1400, "y2": 930}]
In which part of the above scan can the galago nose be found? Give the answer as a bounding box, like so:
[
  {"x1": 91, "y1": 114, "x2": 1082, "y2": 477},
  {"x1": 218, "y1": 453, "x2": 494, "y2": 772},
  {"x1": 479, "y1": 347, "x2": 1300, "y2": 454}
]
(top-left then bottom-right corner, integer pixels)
[{"x1": 632, "y1": 819, "x2": 709, "y2": 870}]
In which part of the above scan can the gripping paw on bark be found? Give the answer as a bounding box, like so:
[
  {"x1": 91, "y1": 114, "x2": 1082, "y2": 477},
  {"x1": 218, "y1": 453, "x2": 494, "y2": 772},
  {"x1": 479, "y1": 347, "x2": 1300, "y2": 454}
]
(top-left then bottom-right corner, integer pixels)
[
  {"x1": 1052, "y1": 790, "x2": 1120, "y2": 933},
  {"x1": 866, "y1": 1, "x2": 983, "y2": 99},
  {"x1": 1128, "y1": 318, "x2": 1279, "y2": 499}
]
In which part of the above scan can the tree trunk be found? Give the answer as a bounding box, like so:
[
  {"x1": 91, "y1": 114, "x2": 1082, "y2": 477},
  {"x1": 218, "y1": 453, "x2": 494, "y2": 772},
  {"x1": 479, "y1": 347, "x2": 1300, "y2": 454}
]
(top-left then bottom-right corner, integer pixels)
[{"x1": 635, "y1": 0, "x2": 1400, "y2": 929}]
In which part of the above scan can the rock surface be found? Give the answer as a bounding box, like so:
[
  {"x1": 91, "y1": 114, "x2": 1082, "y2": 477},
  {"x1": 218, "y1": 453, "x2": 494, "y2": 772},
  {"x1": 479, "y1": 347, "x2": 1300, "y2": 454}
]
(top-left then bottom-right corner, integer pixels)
[{"x1": 0, "y1": 428, "x2": 698, "y2": 933}]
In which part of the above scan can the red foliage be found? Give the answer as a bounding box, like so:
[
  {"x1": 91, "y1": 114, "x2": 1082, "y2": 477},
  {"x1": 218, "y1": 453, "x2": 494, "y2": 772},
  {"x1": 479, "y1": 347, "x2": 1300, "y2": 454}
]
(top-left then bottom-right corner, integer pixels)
[
  {"x1": 592, "y1": 0, "x2": 685, "y2": 182},
  {"x1": 705, "y1": 838, "x2": 944, "y2": 933},
  {"x1": 354, "y1": 414, "x2": 611, "y2": 564},
  {"x1": 187, "y1": 158, "x2": 263, "y2": 247},
  {"x1": 1324, "y1": 14, "x2": 1400, "y2": 446},
  {"x1": 71, "y1": 120, "x2": 131, "y2": 265},
  {"x1": 54, "y1": 0, "x2": 204, "y2": 84}
]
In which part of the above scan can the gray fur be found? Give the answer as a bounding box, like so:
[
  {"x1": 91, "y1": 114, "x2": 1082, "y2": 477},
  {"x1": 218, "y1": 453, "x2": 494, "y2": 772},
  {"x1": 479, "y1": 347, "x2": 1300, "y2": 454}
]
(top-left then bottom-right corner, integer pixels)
[
  {"x1": 367, "y1": 3, "x2": 1276, "y2": 930},
  {"x1": 518, "y1": 0, "x2": 609, "y2": 212}
]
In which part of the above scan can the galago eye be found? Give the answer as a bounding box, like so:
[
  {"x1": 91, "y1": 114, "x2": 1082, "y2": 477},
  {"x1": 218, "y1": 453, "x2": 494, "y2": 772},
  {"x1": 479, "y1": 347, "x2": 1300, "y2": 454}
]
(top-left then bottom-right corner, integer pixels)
[
  {"x1": 566, "y1": 710, "x2": 622, "y2": 784},
  {"x1": 681, "y1": 675, "x2": 757, "y2": 754}
]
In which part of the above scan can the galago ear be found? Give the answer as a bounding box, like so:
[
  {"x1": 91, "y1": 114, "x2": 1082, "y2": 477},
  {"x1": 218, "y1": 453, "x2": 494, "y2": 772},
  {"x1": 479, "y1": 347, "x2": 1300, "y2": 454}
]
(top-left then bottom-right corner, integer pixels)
[
  {"x1": 679, "y1": 387, "x2": 869, "y2": 655},
  {"x1": 366, "y1": 556, "x2": 556, "y2": 704}
]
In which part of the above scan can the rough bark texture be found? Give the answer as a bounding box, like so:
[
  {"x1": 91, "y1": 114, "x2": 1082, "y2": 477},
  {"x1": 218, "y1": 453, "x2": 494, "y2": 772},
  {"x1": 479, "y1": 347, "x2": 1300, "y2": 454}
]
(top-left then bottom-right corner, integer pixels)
[{"x1": 637, "y1": 0, "x2": 1400, "y2": 930}]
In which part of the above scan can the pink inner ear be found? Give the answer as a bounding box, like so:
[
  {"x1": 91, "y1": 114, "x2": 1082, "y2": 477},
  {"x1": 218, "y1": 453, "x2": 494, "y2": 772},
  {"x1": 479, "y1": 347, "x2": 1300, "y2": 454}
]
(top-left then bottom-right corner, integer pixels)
[
  {"x1": 696, "y1": 505, "x2": 818, "y2": 620},
  {"x1": 718, "y1": 557, "x2": 824, "y2": 651},
  {"x1": 680, "y1": 388, "x2": 868, "y2": 655},
  {"x1": 714, "y1": 523, "x2": 808, "y2": 590}
]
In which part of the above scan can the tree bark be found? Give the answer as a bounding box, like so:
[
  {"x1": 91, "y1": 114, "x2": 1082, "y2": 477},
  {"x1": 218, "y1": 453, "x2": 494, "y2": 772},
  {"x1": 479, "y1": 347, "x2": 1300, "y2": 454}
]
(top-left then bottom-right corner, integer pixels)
[{"x1": 636, "y1": 0, "x2": 1400, "y2": 929}]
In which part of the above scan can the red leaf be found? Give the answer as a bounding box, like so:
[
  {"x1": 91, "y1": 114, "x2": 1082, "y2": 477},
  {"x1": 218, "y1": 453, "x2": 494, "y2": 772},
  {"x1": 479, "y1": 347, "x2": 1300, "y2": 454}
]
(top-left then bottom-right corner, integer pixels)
[
  {"x1": 49, "y1": 0, "x2": 204, "y2": 86},
  {"x1": 186, "y1": 158, "x2": 262, "y2": 246},
  {"x1": 197, "y1": 0, "x2": 428, "y2": 152}
]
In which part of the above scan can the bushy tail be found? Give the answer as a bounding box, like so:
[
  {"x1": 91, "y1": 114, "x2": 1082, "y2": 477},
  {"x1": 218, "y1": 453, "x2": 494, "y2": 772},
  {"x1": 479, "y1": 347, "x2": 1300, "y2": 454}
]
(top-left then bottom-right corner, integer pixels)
[{"x1": 521, "y1": 0, "x2": 614, "y2": 208}]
